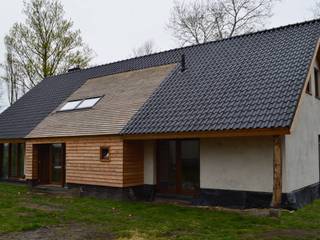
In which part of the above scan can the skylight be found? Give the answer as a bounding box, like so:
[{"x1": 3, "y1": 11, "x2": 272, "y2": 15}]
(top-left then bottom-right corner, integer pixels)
[
  {"x1": 59, "y1": 97, "x2": 102, "y2": 112},
  {"x1": 59, "y1": 100, "x2": 82, "y2": 111},
  {"x1": 77, "y1": 97, "x2": 101, "y2": 109}
]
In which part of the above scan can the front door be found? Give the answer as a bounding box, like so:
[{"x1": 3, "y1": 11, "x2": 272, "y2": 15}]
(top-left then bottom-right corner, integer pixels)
[
  {"x1": 38, "y1": 144, "x2": 50, "y2": 185},
  {"x1": 157, "y1": 139, "x2": 200, "y2": 196},
  {"x1": 51, "y1": 144, "x2": 65, "y2": 185},
  {"x1": 38, "y1": 144, "x2": 65, "y2": 186}
]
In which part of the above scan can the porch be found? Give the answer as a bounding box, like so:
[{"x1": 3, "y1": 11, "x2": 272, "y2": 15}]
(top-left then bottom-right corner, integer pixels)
[{"x1": 1, "y1": 135, "x2": 283, "y2": 209}]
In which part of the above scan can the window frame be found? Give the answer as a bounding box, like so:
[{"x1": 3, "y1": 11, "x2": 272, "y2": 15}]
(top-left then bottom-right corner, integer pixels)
[
  {"x1": 58, "y1": 96, "x2": 103, "y2": 112},
  {"x1": 0, "y1": 143, "x2": 25, "y2": 180},
  {"x1": 100, "y1": 146, "x2": 111, "y2": 162},
  {"x1": 59, "y1": 99, "x2": 83, "y2": 112},
  {"x1": 76, "y1": 97, "x2": 102, "y2": 110},
  {"x1": 306, "y1": 77, "x2": 312, "y2": 95}
]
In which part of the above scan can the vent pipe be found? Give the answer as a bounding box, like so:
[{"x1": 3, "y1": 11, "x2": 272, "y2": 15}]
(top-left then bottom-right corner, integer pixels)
[
  {"x1": 68, "y1": 66, "x2": 81, "y2": 72},
  {"x1": 181, "y1": 54, "x2": 186, "y2": 72}
]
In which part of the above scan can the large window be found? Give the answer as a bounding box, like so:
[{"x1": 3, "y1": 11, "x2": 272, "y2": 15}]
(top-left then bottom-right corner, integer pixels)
[{"x1": 0, "y1": 143, "x2": 25, "y2": 180}]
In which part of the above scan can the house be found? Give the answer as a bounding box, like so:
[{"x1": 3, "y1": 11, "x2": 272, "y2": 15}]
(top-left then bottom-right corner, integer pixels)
[{"x1": 1, "y1": 19, "x2": 320, "y2": 210}]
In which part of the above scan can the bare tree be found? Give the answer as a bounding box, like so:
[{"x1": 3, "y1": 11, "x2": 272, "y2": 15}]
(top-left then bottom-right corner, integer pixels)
[
  {"x1": 1, "y1": 46, "x2": 25, "y2": 105},
  {"x1": 312, "y1": 1, "x2": 320, "y2": 17},
  {"x1": 1, "y1": 0, "x2": 93, "y2": 105},
  {"x1": 167, "y1": 0, "x2": 279, "y2": 46},
  {"x1": 132, "y1": 40, "x2": 156, "y2": 57},
  {"x1": 0, "y1": 82, "x2": 4, "y2": 111}
]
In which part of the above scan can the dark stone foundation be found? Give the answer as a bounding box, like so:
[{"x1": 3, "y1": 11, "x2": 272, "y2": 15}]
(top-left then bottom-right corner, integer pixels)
[
  {"x1": 66, "y1": 183, "x2": 156, "y2": 202},
  {"x1": 198, "y1": 182, "x2": 320, "y2": 210}
]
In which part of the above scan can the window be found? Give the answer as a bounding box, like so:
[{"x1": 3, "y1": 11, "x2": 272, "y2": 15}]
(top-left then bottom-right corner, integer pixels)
[
  {"x1": 0, "y1": 144, "x2": 8, "y2": 179},
  {"x1": 306, "y1": 78, "x2": 312, "y2": 95},
  {"x1": 314, "y1": 68, "x2": 320, "y2": 98},
  {"x1": 100, "y1": 147, "x2": 110, "y2": 161},
  {"x1": 0, "y1": 143, "x2": 25, "y2": 180},
  {"x1": 77, "y1": 97, "x2": 101, "y2": 109},
  {"x1": 59, "y1": 97, "x2": 102, "y2": 112},
  {"x1": 60, "y1": 100, "x2": 82, "y2": 111}
]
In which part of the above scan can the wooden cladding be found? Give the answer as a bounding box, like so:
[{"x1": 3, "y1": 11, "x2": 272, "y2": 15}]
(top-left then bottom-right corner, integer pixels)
[
  {"x1": 25, "y1": 136, "x2": 144, "y2": 188},
  {"x1": 123, "y1": 141, "x2": 144, "y2": 187}
]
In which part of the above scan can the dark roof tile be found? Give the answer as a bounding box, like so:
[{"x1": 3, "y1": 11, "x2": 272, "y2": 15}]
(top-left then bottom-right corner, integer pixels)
[{"x1": 1, "y1": 19, "x2": 320, "y2": 138}]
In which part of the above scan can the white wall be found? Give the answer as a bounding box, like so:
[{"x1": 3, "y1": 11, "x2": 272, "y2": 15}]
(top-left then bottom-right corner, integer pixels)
[
  {"x1": 284, "y1": 61, "x2": 320, "y2": 192},
  {"x1": 200, "y1": 137, "x2": 274, "y2": 192},
  {"x1": 144, "y1": 141, "x2": 156, "y2": 185}
]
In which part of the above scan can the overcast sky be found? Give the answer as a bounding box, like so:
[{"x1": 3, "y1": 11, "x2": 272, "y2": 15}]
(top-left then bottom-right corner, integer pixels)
[{"x1": 0, "y1": 0, "x2": 318, "y2": 109}]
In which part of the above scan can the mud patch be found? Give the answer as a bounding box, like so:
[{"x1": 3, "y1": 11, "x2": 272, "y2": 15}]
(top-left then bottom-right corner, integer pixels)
[
  {"x1": 257, "y1": 229, "x2": 320, "y2": 239},
  {"x1": 0, "y1": 223, "x2": 114, "y2": 240},
  {"x1": 24, "y1": 203, "x2": 64, "y2": 212}
]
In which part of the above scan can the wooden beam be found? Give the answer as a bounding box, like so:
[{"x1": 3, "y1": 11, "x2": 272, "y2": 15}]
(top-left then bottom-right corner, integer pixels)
[
  {"x1": 122, "y1": 128, "x2": 290, "y2": 140},
  {"x1": 271, "y1": 135, "x2": 282, "y2": 209}
]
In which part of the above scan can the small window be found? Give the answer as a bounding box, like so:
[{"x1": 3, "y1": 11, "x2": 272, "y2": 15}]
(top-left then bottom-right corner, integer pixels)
[
  {"x1": 306, "y1": 78, "x2": 312, "y2": 95},
  {"x1": 314, "y1": 68, "x2": 320, "y2": 98},
  {"x1": 77, "y1": 97, "x2": 101, "y2": 109},
  {"x1": 100, "y1": 147, "x2": 110, "y2": 161},
  {"x1": 60, "y1": 100, "x2": 82, "y2": 111}
]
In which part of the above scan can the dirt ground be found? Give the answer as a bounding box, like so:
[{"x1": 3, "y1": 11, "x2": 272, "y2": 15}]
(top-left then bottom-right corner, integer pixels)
[
  {"x1": 257, "y1": 229, "x2": 320, "y2": 240},
  {"x1": 0, "y1": 223, "x2": 114, "y2": 240}
]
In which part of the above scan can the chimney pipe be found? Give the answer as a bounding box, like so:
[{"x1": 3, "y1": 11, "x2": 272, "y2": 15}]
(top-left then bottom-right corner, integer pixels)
[
  {"x1": 181, "y1": 54, "x2": 186, "y2": 72},
  {"x1": 68, "y1": 65, "x2": 81, "y2": 72}
]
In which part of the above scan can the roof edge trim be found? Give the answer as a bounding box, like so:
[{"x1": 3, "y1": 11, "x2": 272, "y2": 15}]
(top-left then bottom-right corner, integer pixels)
[
  {"x1": 289, "y1": 39, "x2": 320, "y2": 132},
  {"x1": 121, "y1": 127, "x2": 291, "y2": 140}
]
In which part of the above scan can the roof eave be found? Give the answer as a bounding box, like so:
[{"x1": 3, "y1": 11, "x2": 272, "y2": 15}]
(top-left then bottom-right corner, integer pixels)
[{"x1": 121, "y1": 127, "x2": 291, "y2": 140}]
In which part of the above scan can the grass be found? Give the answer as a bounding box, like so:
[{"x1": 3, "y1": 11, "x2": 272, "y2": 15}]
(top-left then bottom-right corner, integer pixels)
[{"x1": 0, "y1": 183, "x2": 320, "y2": 240}]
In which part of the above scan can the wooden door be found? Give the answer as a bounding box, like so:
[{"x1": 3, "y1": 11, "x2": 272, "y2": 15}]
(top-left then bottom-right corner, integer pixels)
[{"x1": 38, "y1": 144, "x2": 50, "y2": 185}]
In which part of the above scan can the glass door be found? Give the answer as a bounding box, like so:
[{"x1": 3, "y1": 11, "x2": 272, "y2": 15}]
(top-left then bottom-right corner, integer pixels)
[
  {"x1": 156, "y1": 139, "x2": 200, "y2": 196},
  {"x1": 51, "y1": 144, "x2": 64, "y2": 185},
  {"x1": 0, "y1": 144, "x2": 9, "y2": 179},
  {"x1": 157, "y1": 141, "x2": 177, "y2": 193},
  {"x1": 180, "y1": 140, "x2": 200, "y2": 195}
]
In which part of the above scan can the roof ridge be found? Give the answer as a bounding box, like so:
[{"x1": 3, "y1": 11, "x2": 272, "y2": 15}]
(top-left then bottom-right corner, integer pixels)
[{"x1": 47, "y1": 17, "x2": 320, "y2": 80}]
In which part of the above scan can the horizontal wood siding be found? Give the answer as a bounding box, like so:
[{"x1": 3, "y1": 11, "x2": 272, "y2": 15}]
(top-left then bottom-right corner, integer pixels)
[
  {"x1": 25, "y1": 136, "x2": 144, "y2": 188},
  {"x1": 25, "y1": 142, "x2": 37, "y2": 179},
  {"x1": 123, "y1": 141, "x2": 144, "y2": 187},
  {"x1": 66, "y1": 138, "x2": 124, "y2": 187}
]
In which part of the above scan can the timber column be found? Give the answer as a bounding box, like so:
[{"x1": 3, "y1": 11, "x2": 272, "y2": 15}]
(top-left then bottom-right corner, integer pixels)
[{"x1": 271, "y1": 135, "x2": 282, "y2": 209}]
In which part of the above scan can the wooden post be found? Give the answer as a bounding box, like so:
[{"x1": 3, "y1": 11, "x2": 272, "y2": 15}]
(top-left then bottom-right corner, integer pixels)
[{"x1": 271, "y1": 135, "x2": 282, "y2": 209}]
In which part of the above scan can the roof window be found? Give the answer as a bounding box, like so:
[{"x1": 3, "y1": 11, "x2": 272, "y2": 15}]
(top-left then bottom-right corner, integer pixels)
[
  {"x1": 59, "y1": 97, "x2": 102, "y2": 112},
  {"x1": 77, "y1": 97, "x2": 101, "y2": 109}
]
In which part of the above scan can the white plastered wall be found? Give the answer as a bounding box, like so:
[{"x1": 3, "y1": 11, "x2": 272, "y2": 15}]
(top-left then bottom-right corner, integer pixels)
[
  {"x1": 200, "y1": 137, "x2": 274, "y2": 192},
  {"x1": 144, "y1": 137, "x2": 278, "y2": 193},
  {"x1": 144, "y1": 140, "x2": 156, "y2": 185},
  {"x1": 284, "y1": 60, "x2": 320, "y2": 192}
]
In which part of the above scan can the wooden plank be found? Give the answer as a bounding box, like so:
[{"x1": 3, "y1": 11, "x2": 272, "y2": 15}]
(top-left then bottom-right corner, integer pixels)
[
  {"x1": 271, "y1": 135, "x2": 282, "y2": 209},
  {"x1": 122, "y1": 128, "x2": 290, "y2": 140}
]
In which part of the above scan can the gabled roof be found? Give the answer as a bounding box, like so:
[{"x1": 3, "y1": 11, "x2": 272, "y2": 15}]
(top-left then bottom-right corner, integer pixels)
[
  {"x1": 0, "y1": 19, "x2": 320, "y2": 139},
  {"x1": 122, "y1": 19, "x2": 320, "y2": 134}
]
